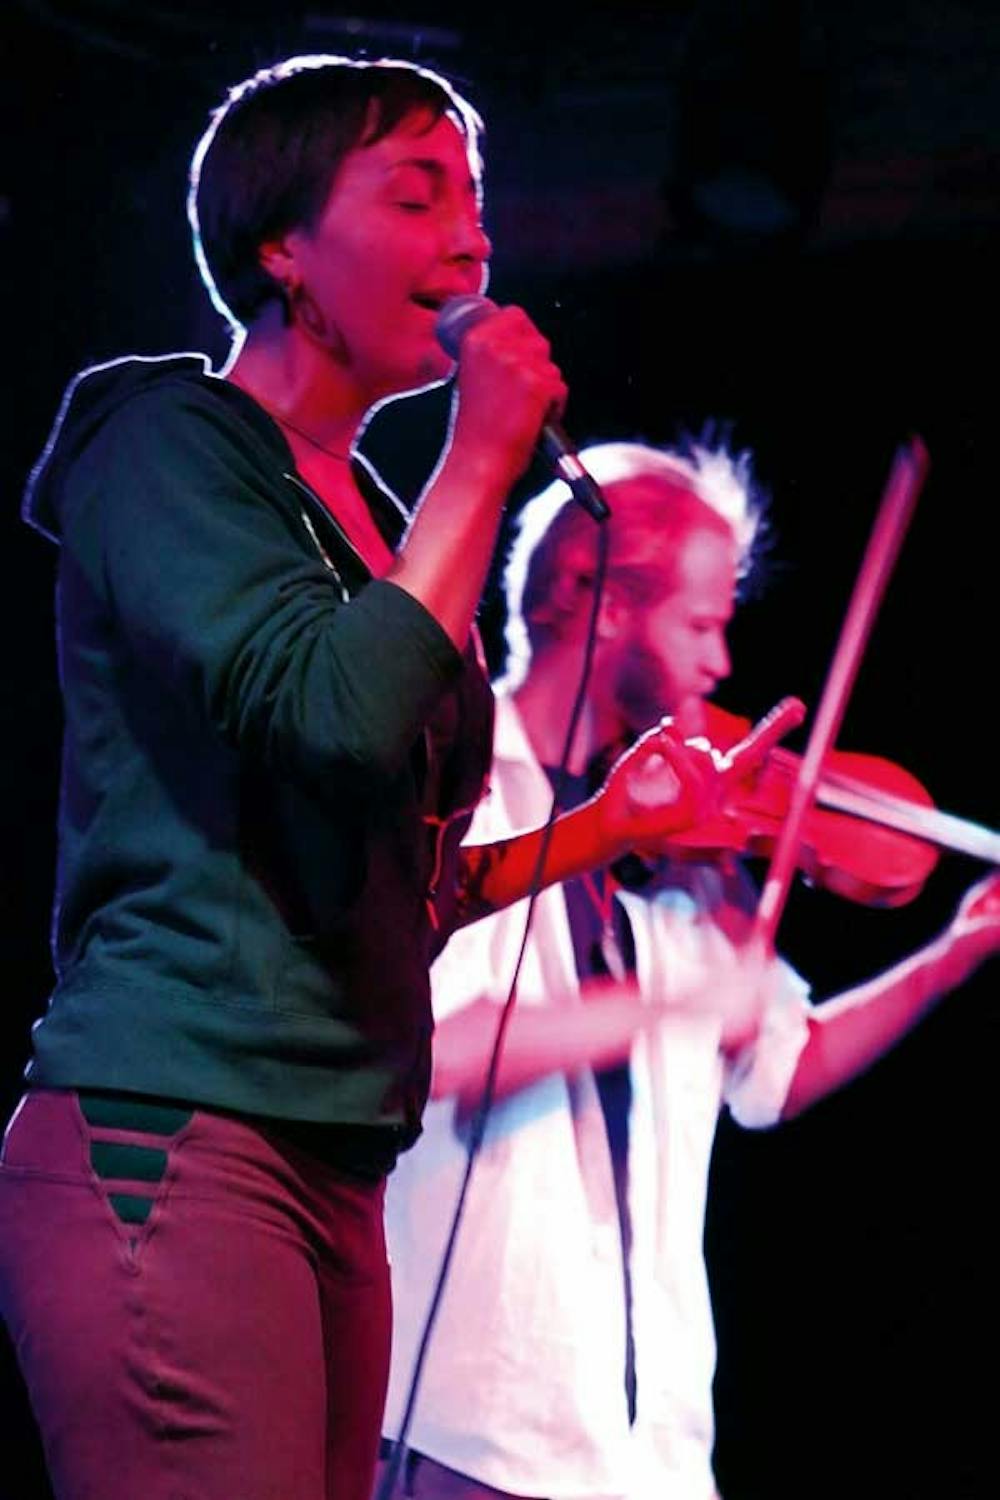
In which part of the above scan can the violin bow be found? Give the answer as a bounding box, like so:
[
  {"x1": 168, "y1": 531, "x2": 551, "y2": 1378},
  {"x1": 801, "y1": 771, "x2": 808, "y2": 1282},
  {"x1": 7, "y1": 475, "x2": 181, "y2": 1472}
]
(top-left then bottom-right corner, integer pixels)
[
  {"x1": 747, "y1": 436, "x2": 931, "y2": 960},
  {"x1": 814, "y1": 762, "x2": 1000, "y2": 866}
]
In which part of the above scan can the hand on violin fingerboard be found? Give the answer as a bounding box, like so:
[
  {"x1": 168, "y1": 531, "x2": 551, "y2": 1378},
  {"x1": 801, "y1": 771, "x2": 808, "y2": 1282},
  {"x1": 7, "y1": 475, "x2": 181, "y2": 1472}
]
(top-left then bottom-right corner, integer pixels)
[
  {"x1": 596, "y1": 718, "x2": 727, "y2": 857},
  {"x1": 598, "y1": 696, "x2": 806, "y2": 862}
]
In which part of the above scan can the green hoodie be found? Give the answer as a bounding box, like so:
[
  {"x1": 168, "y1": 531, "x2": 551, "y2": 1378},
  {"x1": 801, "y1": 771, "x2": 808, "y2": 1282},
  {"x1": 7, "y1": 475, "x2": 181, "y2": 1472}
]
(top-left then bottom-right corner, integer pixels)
[{"x1": 21, "y1": 354, "x2": 493, "y2": 1165}]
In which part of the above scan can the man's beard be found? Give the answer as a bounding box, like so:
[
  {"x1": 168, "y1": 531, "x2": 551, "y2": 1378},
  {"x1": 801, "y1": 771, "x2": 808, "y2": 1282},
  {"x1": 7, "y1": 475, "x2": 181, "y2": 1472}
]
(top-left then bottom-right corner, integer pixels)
[
  {"x1": 613, "y1": 643, "x2": 675, "y2": 736},
  {"x1": 613, "y1": 645, "x2": 706, "y2": 740}
]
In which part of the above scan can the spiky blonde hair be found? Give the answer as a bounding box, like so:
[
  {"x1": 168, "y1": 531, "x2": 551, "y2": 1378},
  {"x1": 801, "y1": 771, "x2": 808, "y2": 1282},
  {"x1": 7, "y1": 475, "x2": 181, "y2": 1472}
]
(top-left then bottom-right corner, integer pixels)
[{"x1": 501, "y1": 436, "x2": 768, "y2": 685}]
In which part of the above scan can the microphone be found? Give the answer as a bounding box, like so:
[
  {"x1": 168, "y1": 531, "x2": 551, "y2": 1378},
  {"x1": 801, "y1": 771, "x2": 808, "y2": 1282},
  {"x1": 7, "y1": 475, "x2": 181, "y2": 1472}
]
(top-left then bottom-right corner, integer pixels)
[{"x1": 435, "y1": 295, "x2": 610, "y2": 522}]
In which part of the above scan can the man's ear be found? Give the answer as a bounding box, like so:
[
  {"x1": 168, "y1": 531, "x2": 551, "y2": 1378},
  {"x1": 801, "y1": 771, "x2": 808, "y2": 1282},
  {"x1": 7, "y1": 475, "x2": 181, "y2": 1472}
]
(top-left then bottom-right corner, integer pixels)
[
  {"x1": 532, "y1": 576, "x2": 630, "y2": 641},
  {"x1": 597, "y1": 582, "x2": 631, "y2": 641},
  {"x1": 528, "y1": 570, "x2": 588, "y2": 635}
]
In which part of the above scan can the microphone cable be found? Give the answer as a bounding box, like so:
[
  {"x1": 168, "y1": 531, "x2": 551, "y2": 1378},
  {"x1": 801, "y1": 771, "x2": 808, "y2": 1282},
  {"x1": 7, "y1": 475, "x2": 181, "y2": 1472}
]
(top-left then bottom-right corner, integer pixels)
[{"x1": 376, "y1": 514, "x2": 611, "y2": 1499}]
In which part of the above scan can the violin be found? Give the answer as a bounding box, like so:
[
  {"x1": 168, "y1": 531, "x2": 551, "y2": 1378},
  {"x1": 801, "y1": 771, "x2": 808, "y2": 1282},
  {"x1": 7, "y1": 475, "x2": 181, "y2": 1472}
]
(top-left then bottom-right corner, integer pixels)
[{"x1": 664, "y1": 700, "x2": 1000, "y2": 909}]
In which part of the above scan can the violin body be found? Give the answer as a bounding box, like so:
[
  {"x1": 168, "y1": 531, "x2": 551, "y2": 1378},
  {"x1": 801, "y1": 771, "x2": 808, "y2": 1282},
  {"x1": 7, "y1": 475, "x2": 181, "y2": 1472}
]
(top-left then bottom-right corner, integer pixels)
[{"x1": 668, "y1": 702, "x2": 940, "y2": 907}]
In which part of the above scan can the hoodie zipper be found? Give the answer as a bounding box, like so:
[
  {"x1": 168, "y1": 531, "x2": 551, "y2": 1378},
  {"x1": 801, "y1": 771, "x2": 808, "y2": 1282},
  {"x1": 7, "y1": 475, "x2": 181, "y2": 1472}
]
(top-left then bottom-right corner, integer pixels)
[
  {"x1": 285, "y1": 467, "x2": 474, "y2": 932},
  {"x1": 282, "y1": 470, "x2": 366, "y2": 602}
]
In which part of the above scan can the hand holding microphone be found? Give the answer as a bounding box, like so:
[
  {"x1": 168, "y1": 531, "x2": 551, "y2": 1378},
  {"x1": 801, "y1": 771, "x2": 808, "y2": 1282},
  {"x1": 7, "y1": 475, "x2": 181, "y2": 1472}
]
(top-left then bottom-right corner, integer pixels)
[{"x1": 436, "y1": 295, "x2": 610, "y2": 523}]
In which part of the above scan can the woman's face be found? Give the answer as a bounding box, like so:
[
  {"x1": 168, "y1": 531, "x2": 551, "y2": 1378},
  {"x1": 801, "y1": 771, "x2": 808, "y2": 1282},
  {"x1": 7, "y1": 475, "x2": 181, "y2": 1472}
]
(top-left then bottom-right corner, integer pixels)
[{"x1": 284, "y1": 109, "x2": 491, "y2": 400}]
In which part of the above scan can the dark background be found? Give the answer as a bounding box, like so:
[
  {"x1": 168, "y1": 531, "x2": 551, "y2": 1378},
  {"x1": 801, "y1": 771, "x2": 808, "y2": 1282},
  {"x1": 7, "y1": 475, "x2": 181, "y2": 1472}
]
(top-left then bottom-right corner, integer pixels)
[{"x1": 2, "y1": 3, "x2": 998, "y2": 1497}]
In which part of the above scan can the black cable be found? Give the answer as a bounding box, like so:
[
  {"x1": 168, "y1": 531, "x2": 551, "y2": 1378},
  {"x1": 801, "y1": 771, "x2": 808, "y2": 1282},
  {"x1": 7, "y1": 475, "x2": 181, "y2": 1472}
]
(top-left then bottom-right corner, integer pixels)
[{"x1": 377, "y1": 518, "x2": 611, "y2": 1499}]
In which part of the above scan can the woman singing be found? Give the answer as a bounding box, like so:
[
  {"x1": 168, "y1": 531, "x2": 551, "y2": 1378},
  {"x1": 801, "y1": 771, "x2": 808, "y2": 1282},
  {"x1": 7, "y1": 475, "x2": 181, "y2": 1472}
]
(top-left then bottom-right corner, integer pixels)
[{"x1": 1, "y1": 53, "x2": 747, "y2": 1500}]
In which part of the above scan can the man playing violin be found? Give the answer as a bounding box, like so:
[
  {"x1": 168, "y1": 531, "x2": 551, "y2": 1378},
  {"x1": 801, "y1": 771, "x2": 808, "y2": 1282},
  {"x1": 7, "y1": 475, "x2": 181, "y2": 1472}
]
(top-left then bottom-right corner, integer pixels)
[{"x1": 378, "y1": 439, "x2": 1000, "y2": 1500}]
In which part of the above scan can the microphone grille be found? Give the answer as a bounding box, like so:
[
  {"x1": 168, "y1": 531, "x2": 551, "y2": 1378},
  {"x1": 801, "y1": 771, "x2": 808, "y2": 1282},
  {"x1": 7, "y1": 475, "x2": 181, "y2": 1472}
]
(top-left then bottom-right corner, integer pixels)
[{"x1": 435, "y1": 294, "x2": 496, "y2": 358}]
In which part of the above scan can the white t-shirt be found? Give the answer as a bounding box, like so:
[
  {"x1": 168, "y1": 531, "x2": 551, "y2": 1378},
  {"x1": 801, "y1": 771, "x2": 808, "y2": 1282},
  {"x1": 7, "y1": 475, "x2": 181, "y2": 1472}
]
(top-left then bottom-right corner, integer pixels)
[{"x1": 383, "y1": 695, "x2": 811, "y2": 1499}]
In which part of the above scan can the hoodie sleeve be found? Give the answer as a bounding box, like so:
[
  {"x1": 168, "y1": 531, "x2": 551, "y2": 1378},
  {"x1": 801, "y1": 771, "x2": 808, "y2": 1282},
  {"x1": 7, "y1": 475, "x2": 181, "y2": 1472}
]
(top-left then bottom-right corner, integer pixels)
[{"x1": 59, "y1": 382, "x2": 463, "y2": 788}]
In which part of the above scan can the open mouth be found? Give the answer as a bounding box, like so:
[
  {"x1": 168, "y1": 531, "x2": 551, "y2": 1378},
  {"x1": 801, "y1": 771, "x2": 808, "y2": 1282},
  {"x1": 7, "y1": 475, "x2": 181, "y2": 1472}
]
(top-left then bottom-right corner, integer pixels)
[{"x1": 411, "y1": 293, "x2": 447, "y2": 312}]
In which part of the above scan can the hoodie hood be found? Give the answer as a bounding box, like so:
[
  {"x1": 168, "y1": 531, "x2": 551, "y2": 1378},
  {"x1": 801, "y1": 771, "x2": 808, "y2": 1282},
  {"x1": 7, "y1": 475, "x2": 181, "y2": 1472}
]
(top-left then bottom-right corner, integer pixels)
[{"x1": 23, "y1": 353, "x2": 214, "y2": 544}]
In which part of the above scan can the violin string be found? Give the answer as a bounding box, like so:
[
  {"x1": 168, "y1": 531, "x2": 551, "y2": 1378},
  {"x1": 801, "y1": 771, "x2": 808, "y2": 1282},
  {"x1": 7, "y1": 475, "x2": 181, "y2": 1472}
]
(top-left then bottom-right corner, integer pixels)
[
  {"x1": 817, "y1": 771, "x2": 1000, "y2": 863},
  {"x1": 753, "y1": 716, "x2": 999, "y2": 864}
]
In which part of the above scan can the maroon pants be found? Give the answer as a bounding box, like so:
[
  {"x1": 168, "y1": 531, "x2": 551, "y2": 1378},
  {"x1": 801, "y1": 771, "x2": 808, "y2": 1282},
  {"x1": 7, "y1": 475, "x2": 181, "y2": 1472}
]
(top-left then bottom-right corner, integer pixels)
[{"x1": 0, "y1": 1090, "x2": 390, "y2": 1500}]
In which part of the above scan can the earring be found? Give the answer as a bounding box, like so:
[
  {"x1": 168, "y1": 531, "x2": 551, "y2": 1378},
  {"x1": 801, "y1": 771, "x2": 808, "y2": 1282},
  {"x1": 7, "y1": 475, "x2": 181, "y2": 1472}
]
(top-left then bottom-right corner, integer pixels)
[
  {"x1": 276, "y1": 278, "x2": 297, "y2": 327},
  {"x1": 288, "y1": 282, "x2": 329, "y2": 342}
]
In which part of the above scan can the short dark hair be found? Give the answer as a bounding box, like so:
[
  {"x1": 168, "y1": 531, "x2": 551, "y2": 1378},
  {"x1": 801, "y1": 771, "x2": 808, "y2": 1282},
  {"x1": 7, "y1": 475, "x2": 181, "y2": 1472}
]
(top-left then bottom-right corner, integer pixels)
[{"x1": 187, "y1": 54, "x2": 483, "y2": 330}]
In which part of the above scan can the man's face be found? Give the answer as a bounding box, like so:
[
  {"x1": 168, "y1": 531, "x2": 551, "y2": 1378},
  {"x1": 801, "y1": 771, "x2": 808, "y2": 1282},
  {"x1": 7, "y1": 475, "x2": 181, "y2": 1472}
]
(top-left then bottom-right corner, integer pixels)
[{"x1": 610, "y1": 525, "x2": 738, "y2": 736}]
